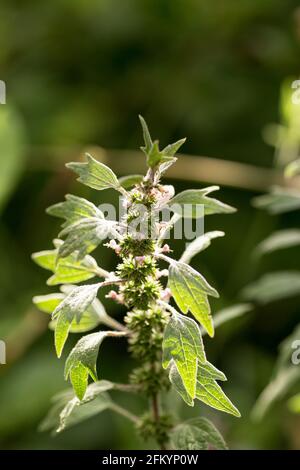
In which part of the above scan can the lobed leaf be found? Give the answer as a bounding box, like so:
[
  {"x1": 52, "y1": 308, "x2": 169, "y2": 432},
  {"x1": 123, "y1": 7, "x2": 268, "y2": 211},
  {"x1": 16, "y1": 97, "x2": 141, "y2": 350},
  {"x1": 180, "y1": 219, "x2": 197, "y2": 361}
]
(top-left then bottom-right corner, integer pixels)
[
  {"x1": 162, "y1": 312, "x2": 206, "y2": 399},
  {"x1": 65, "y1": 331, "x2": 111, "y2": 399},
  {"x1": 32, "y1": 250, "x2": 56, "y2": 271},
  {"x1": 67, "y1": 154, "x2": 120, "y2": 191},
  {"x1": 33, "y1": 293, "x2": 65, "y2": 313},
  {"x1": 40, "y1": 381, "x2": 114, "y2": 434},
  {"x1": 169, "y1": 187, "x2": 236, "y2": 218},
  {"x1": 47, "y1": 194, "x2": 103, "y2": 228},
  {"x1": 196, "y1": 362, "x2": 240, "y2": 417},
  {"x1": 168, "y1": 260, "x2": 218, "y2": 337},
  {"x1": 48, "y1": 253, "x2": 99, "y2": 286},
  {"x1": 170, "y1": 417, "x2": 228, "y2": 450},
  {"x1": 58, "y1": 217, "x2": 118, "y2": 259},
  {"x1": 180, "y1": 231, "x2": 225, "y2": 264},
  {"x1": 118, "y1": 174, "x2": 143, "y2": 189},
  {"x1": 52, "y1": 284, "x2": 101, "y2": 357}
]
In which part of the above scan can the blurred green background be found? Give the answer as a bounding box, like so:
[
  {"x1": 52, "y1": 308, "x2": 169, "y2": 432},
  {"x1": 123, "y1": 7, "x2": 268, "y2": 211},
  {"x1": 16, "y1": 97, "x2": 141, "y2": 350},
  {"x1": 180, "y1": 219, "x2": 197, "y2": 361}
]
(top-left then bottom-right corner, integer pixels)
[{"x1": 1, "y1": 0, "x2": 300, "y2": 450}]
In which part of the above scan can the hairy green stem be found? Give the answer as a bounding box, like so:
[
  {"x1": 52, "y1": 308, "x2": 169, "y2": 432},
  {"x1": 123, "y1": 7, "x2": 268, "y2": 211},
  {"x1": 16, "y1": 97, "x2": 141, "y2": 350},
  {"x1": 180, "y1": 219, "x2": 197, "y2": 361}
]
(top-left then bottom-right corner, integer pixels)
[{"x1": 110, "y1": 403, "x2": 140, "y2": 425}]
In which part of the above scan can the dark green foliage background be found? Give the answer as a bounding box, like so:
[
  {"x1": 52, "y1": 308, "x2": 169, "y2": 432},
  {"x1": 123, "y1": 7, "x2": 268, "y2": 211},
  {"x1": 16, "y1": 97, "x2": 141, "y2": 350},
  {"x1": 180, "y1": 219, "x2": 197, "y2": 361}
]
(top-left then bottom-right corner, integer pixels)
[{"x1": 0, "y1": 0, "x2": 300, "y2": 449}]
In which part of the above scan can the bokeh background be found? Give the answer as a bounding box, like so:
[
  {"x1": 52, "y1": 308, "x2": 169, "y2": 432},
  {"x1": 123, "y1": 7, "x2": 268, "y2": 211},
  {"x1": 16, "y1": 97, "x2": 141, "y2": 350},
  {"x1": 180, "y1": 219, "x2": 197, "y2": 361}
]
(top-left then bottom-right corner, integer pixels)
[{"x1": 1, "y1": 0, "x2": 300, "y2": 450}]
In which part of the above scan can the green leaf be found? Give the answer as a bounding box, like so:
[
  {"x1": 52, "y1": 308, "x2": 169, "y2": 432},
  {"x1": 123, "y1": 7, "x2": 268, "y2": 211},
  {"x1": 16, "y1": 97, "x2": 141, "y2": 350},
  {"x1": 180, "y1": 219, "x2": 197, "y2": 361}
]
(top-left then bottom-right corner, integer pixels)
[
  {"x1": 139, "y1": 115, "x2": 153, "y2": 155},
  {"x1": 48, "y1": 252, "x2": 99, "y2": 285},
  {"x1": 241, "y1": 271, "x2": 300, "y2": 304},
  {"x1": 180, "y1": 231, "x2": 225, "y2": 264},
  {"x1": 118, "y1": 174, "x2": 144, "y2": 189},
  {"x1": 168, "y1": 260, "x2": 218, "y2": 337},
  {"x1": 65, "y1": 331, "x2": 111, "y2": 399},
  {"x1": 285, "y1": 159, "x2": 300, "y2": 178},
  {"x1": 47, "y1": 194, "x2": 103, "y2": 228},
  {"x1": 171, "y1": 417, "x2": 228, "y2": 450},
  {"x1": 40, "y1": 381, "x2": 113, "y2": 434},
  {"x1": 57, "y1": 381, "x2": 113, "y2": 432},
  {"x1": 255, "y1": 229, "x2": 300, "y2": 256},
  {"x1": 162, "y1": 312, "x2": 206, "y2": 399},
  {"x1": 38, "y1": 389, "x2": 74, "y2": 433},
  {"x1": 33, "y1": 293, "x2": 65, "y2": 313},
  {"x1": 196, "y1": 362, "x2": 240, "y2": 417},
  {"x1": 169, "y1": 187, "x2": 236, "y2": 218},
  {"x1": 52, "y1": 284, "x2": 101, "y2": 357},
  {"x1": 138, "y1": 116, "x2": 185, "y2": 170},
  {"x1": 162, "y1": 138, "x2": 186, "y2": 157},
  {"x1": 158, "y1": 157, "x2": 177, "y2": 176},
  {"x1": 168, "y1": 363, "x2": 194, "y2": 406},
  {"x1": 147, "y1": 141, "x2": 163, "y2": 168},
  {"x1": 66, "y1": 154, "x2": 120, "y2": 191},
  {"x1": 32, "y1": 250, "x2": 56, "y2": 271},
  {"x1": 33, "y1": 241, "x2": 106, "y2": 284},
  {"x1": 253, "y1": 187, "x2": 300, "y2": 214},
  {"x1": 34, "y1": 287, "x2": 107, "y2": 334},
  {"x1": 58, "y1": 217, "x2": 118, "y2": 259}
]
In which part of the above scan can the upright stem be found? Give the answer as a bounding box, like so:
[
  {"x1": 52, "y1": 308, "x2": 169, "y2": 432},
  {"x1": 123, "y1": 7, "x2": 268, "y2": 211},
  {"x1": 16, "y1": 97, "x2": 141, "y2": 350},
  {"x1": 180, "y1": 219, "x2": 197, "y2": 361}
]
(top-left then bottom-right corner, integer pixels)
[{"x1": 151, "y1": 393, "x2": 166, "y2": 450}]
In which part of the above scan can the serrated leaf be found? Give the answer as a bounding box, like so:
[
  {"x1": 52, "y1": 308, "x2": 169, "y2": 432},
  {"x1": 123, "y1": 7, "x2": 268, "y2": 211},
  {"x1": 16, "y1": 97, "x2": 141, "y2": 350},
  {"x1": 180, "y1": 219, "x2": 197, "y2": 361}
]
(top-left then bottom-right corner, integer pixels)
[
  {"x1": 253, "y1": 187, "x2": 300, "y2": 214},
  {"x1": 49, "y1": 305, "x2": 101, "y2": 334},
  {"x1": 52, "y1": 284, "x2": 101, "y2": 357},
  {"x1": 57, "y1": 381, "x2": 113, "y2": 432},
  {"x1": 58, "y1": 217, "x2": 118, "y2": 259},
  {"x1": 39, "y1": 389, "x2": 74, "y2": 433},
  {"x1": 32, "y1": 250, "x2": 56, "y2": 271},
  {"x1": 33, "y1": 293, "x2": 65, "y2": 313},
  {"x1": 171, "y1": 417, "x2": 228, "y2": 450},
  {"x1": 47, "y1": 194, "x2": 103, "y2": 228},
  {"x1": 196, "y1": 362, "x2": 240, "y2": 417},
  {"x1": 255, "y1": 229, "x2": 300, "y2": 256},
  {"x1": 162, "y1": 312, "x2": 206, "y2": 399},
  {"x1": 241, "y1": 271, "x2": 300, "y2": 304},
  {"x1": 146, "y1": 141, "x2": 160, "y2": 167},
  {"x1": 168, "y1": 260, "x2": 218, "y2": 337},
  {"x1": 48, "y1": 253, "x2": 99, "y2": 285},
  {"x1": 67, "y1": 154, "x2": 120, "y2": 191},
  {"x1": 118, "y1": 174, "x2": 144, "y2": 189},
  {"x1": 180, "y1": 231, "x2": 225, "y2": 264},
  {"x1": 169, "y1": 187, "x2": 236, "y2": 218},
  {"x1": 162, "y1": 138, "x2": 186, "y2": 157},
  {"x1": 65, "y1": 331, "x2": 111, "y2": 399},
  {"x1": 168, "y1": 363, "x2": 194, "y2": 406},
  {"x1": 158, "y1": 157, "x2": 177, "y2": 175},
  {"x1": 40, "y1": 381, "x2": 113, "y2": 434},
  {"x1": 35, "y1": 287, "x2": 107, "y2": 334}
]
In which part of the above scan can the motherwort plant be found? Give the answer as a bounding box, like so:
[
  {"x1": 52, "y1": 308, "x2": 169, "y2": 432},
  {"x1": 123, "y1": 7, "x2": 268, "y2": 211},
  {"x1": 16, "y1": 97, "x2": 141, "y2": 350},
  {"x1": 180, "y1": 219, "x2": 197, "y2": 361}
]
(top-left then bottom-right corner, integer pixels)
[{"x1": 32, "y1": 117, "x2": 240, "y2": 449}]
